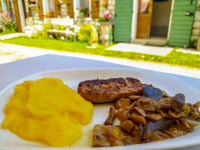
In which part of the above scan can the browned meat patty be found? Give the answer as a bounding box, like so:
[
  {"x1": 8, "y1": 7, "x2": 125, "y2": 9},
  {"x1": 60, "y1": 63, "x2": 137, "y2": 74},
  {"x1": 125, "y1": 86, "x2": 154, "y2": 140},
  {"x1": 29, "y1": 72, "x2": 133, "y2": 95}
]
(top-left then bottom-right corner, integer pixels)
[{"x1": 77, "y1": 77, "x2": 144, "y2": 103}]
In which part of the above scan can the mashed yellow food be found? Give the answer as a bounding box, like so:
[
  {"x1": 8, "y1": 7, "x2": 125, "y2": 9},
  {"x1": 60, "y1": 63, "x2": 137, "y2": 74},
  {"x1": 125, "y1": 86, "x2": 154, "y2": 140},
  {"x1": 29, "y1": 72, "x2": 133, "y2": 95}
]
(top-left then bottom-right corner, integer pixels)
[{"x1": 1, "y1": 78, "x2": 93, "y2": 147}]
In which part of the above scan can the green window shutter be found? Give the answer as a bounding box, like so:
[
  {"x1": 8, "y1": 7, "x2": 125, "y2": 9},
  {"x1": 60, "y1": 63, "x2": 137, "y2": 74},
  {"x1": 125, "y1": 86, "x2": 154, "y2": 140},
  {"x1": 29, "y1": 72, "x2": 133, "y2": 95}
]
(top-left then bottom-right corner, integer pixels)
[
  {"x1": 114, "y1": 0, "x2": 133, "y2": 43},
  {"x1": 168, "y1": 0, "x2": 197, "y2": 47}
]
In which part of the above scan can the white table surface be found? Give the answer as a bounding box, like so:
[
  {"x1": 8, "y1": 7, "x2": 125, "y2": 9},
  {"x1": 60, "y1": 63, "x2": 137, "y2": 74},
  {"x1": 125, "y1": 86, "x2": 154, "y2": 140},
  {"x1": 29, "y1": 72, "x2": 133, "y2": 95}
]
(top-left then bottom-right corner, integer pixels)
[{"x1": 0, "y1": 54, "x2": 200, "y2": 150}]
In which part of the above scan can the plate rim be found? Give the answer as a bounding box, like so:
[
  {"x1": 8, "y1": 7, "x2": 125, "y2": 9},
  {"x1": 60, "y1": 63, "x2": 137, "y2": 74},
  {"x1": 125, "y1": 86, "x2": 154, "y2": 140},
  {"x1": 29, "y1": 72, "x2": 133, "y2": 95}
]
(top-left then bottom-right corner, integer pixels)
[{"x1": 0, "y1": 68, "x2": 200, "y2": 150}]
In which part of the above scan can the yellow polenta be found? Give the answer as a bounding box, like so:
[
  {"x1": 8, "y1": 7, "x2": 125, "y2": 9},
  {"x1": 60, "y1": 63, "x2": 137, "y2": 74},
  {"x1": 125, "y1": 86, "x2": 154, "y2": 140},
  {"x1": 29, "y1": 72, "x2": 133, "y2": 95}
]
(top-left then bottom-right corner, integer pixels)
[{"x1": 1, "y1": 78, "x2": 93, "y2": 147}]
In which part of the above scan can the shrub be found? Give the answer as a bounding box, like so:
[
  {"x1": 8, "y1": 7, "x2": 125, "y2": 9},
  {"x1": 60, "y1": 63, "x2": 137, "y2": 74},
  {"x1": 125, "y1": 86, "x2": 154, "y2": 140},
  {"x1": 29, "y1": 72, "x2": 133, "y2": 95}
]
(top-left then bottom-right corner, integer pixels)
[
  {"x1": 55, "y1": 25, "x2": 66, "y2": 30},
  {"x1": 0, "y1": 12, "x2": 16, "y2": 33},
  {"x1": 77, "y1": 23, "x2": 98, "y2": 46},
  {"x1": 77, "y1": 24, "x2": 91, "y2": 42},
  {"x1": 43, "y1": 24, "x2": 53, "y2": 30}
]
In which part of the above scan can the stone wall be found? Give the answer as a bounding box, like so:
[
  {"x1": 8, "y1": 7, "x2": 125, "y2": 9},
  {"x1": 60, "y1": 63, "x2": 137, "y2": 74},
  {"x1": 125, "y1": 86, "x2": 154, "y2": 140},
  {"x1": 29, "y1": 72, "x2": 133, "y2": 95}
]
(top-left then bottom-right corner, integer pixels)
[
  {"x1": 9, "y1": 0, "x2": 16, "y2": 28},
  {"x1": 60, "y1": 0, "x2": 116, "y2": 19},
  {"x1": 191, "y1": 0, "x2": 200, "y2": 47},
  {"x1": 99, "y1": 0, "x2": 115, "y2": 18},
  {"x1": 61, "y1": 3, "x2": 67, "y2": 18}
]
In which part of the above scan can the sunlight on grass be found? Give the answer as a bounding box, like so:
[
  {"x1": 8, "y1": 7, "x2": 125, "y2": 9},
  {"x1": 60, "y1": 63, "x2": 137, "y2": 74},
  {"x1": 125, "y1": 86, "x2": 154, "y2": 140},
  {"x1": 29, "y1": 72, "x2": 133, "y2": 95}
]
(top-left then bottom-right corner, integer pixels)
[
  {"x1": 1, "y1": 36, "x2": 200, "y2": 69},
  {"x1": 0, "y1": 51, "x2": 15, "y2": 56}
]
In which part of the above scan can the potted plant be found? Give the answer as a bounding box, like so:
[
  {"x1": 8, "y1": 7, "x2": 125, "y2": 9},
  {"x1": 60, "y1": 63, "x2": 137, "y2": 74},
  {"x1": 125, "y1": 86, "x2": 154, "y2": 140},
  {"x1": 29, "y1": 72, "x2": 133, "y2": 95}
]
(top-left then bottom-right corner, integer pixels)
[
  {"x1": 42, "y1": 8, "x2": 54, "y2": 18},
  {"x1": 80, "y1": 8, "x2": 89, "y2": 17},
  {"x1": 98, "y1": 14, "x2": 111, "y2": 22},
  {"x1": 98, "y1": 14, "x2": 112, "y2": 46}
]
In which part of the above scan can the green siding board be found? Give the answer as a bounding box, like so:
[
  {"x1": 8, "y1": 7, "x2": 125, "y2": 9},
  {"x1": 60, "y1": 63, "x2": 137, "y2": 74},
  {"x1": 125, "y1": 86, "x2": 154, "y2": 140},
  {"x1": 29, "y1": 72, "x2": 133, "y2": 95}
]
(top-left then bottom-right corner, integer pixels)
[
  {"x1": 175, "y1": 0, "x2": 196, "y2": 1},
  {"x1": 169, "y1": 39, "x2": 190, "y2": 45},
  {"x1": 115, "y1": 21, "x2": 132, "y2": 25},
  {"x1": 169, "y1": 39, "x2": 190, "y2": 43},
  {"x1": 174, "y1": 1, "x2": 197, "y2": 6},
  {"x1": 115, "y1": 1, "x2": 132, "y2": 5},
  {"x1": 168, "y1": 0, "x2": 197, "y2": 47},
  {"x1": 173, "y1": 11, "x2": 195, "y2": 16},
  {"x1": 114, "y1": 31, "x2": 132, "y2": 36},
  {"x1": 171, "y1": 21, "x2": 193, "y2": 26},
  {"x1": 115, "y1": 4, "x2": 132, "y2": 7},
  {"x1": 171, "y1": 26, "x2": 192, "y2": 30},
  {"x1": 172, "y1": 16, "x2": 193, "y2": 21},
  {"x1": 115, "y1": 24, "x2": 132, "y2": 27},
  {"x1": 115, "y1": 37, "x2": 130, "y2": 40},
  {"x1": 170, "y1": 35, "x2": 191, "y2": 40},
  {"x1": 169, "y1": 42, "x2": 189, "y2": 47},
  {"x1": 169, "y1": 39, "x2": 190, "y2": 44},
  {"x1": 115, "y1": 17, "x2": 132, "y2": 21},
  {"x1": 115, "y1": 25, "x2": 132, "y2": 29},
  {"x1": 170, "y1": 30, "x2": 191, "y2": 36},
  {"x1": 173, "y1": 6, "x2": 196, "y2": 11},
  {"x1": 115, "y1": 37, "x2": 130, "y2": 42},
  {"x1": 169, "y1": 40, "x2": 190, "y2": 46},
  {"x1": 114, "y1": 12, "x2": 131, "y2": 16},
  {"x1": 114, "y1": 0, "x2": 133, "y2": 43}
]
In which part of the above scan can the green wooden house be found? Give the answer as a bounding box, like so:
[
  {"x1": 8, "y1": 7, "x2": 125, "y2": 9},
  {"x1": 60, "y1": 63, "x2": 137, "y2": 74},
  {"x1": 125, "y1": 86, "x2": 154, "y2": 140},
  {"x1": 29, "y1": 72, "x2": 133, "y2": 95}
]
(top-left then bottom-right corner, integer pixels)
[{"x1": 114, "y1": 0, "x2": 200, "y2": 48}]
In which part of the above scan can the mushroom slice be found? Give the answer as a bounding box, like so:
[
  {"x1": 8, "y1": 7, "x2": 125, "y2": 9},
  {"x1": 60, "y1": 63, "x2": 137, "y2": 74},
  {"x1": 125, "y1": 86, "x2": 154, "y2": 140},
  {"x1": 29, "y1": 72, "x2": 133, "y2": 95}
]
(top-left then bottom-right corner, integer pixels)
[
  {"x1": 132, "y1": 107, "x2": 146, "y2": 117},
  {"x1": 129, "y1": 113, "x2": 146, "y2": 124},
  {"x1": 168, "y1": 110, "x2": 185, "y2": 118},
  {"x1": 120, "y1": 120, "x2": 135, "y2": 133},
  {"x1": 146, "y1": 112, "x2": 162, "y2": 121},
  {"x1": 115, "y1": 98, "x2": 132, "y2": 110},
  {"x1": 180, "y1": 118, "x2": 199, "y2": 127},
  {"x1": 105, "y1": 106, "x2": 116, "y2": 125}
]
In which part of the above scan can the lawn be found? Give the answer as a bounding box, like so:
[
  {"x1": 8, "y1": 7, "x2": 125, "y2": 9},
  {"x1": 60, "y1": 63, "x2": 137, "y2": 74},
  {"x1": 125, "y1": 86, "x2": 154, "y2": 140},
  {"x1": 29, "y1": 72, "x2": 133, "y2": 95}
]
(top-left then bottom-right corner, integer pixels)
[{"x1": 1, "y1": 36, "x2": 200, "y2": 69}]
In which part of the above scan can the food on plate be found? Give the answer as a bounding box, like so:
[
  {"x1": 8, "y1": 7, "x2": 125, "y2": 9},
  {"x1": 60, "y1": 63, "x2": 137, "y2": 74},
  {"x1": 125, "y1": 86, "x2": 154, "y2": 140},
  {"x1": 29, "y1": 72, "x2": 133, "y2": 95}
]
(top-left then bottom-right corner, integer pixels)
[
  {"x1": 78, "y1": 77, "x2": 144, "y2": 103},
  {"x1": 83, "y1": 77, "x2": 200, "y2": 147},
  {"x1": 1, "y1": 78, "x2": 93, "y2": 147}
]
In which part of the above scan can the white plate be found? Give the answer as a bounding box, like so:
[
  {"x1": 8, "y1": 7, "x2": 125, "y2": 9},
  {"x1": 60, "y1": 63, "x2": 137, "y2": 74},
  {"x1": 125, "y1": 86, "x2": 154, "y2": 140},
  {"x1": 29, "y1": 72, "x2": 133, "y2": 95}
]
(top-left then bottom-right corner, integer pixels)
[{"x1": 0, "y1": 68, "x2": 200, "y2": 150}]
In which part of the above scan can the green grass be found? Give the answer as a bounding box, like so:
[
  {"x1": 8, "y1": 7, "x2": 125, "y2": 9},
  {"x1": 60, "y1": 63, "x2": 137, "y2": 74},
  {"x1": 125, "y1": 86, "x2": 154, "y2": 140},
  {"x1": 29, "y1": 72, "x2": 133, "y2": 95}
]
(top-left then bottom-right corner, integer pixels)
[
  {"x1": 0, "y1": 32, "x2": 6, "y2": 36},
  {"x1": 0, "y1": 31, "x2": 12, "y2": 36},
  {"x1": 0, "y1": 51, "x2": 15, "y2": 56},
  {"x1": 1, "y1": 36, "x2": 200, "y2": 69}
]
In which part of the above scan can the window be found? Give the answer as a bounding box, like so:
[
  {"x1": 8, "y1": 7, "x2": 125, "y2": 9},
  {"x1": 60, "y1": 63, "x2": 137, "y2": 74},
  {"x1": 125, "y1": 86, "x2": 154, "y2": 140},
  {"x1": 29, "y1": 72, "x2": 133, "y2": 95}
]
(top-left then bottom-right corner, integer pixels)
[
  {"x1": 43, "y1": 0, "x2": 55, "y2": 13},
  {"x1": 140, "y1": 0, "x2": 150, "y2": 14},
  {"x1": 75, "y1": 0, "x2": 91, "y2": 18},
  {"x1": 47, "y1": 0, "x2": 55, "y2": 12},
  {"x1": 76, "y1": 0, "x2": 89, "y2": 9}
]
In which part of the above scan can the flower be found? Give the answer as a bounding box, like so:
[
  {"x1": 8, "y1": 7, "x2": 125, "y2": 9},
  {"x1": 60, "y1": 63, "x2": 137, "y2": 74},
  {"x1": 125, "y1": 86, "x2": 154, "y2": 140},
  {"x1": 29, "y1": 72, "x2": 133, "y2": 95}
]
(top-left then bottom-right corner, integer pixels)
[
  {"x1": 105, "y1": 14, "x2": 110, "y2": 18},
  {"x1": 0, "y1": 11, "x2": 15, "y2": 26},
  {"x1": 98, "y1": 13, "x2": 111, "y2": 22},
  {"x1": 80, "y1": 8, "x2": 89, "y2": 14},
  {"x1": 42, "y1": 9, "x2": 54, "y2": 18}
]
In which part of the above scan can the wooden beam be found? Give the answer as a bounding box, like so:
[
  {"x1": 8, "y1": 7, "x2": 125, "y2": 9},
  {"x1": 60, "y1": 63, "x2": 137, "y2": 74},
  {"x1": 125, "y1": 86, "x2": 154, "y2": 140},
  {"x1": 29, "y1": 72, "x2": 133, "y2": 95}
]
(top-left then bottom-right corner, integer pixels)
[
  {"x1": 13, "y1": 0, "x2": 22, "y2": 31},
  {"x1": 54, "y1": 0, "x2": 61, "y2": 18},
  {"x1": 38, "y1": 0, "x2": 43, "y2": 18}
]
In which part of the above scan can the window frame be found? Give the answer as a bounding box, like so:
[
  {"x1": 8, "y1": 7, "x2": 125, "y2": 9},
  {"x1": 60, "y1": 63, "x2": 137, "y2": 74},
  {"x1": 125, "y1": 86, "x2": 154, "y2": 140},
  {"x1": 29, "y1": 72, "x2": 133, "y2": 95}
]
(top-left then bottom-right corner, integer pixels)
[{"x1": 73, "y1": 0, "x2": 91, "y2": 20}]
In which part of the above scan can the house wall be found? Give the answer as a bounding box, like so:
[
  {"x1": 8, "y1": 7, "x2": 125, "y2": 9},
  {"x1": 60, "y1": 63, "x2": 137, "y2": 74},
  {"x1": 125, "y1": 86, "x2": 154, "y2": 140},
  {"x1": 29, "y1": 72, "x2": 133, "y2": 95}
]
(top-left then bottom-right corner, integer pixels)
[
  {"x1": 150, "y1": 0, "x2": 172, "y2": 37},
  {"x1": 99, "y1": 0, "x2": 115, "y2": 18},
  {"x1": 61, "y1": 0, "x2": 116, "y2": 20},
  {"x1": 1, "y1": 0, "x2": 8, "y2": 12},
  {"x1": 61, "y1": 3, "x2": 67, "y2": 17},
  {"x1": 191, "y1": 0, "x2": 200, "y2": 47}
]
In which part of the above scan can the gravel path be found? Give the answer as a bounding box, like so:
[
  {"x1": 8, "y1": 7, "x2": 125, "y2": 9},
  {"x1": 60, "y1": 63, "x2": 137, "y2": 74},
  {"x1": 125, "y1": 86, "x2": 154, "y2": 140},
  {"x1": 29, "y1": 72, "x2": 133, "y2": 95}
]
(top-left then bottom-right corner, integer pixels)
[{"x1": 0, "y1": 42, "x2": 199, "y2": 79}]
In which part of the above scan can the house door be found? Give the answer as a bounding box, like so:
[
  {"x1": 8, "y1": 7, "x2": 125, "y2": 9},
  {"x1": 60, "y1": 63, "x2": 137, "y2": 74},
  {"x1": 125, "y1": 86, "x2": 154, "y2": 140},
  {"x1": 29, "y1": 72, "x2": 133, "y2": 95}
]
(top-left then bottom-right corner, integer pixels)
[
  {"x1": 136, "y1": 0, "x2": 153, "y2": 39},
  {"x1": 168, "y1": 0, "x2": 197, "y2": 47},
  {"x1": 114, "y1": 0, "x2": 133, "y2": 42}
]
